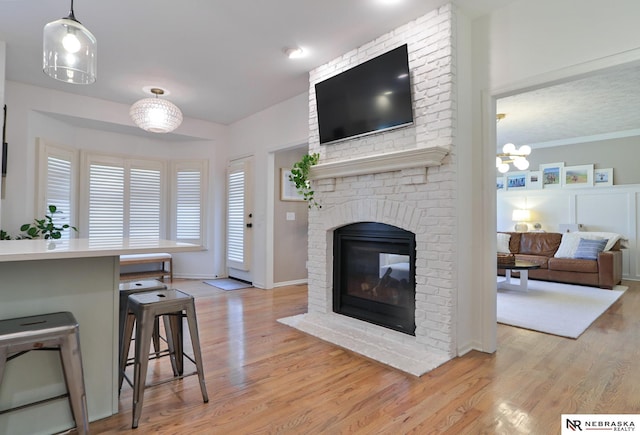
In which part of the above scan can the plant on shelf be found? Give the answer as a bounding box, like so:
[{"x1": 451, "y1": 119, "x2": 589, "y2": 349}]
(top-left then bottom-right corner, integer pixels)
[
  {"x1": 18, "y1": 204, "x2": 77, "y2": 240},
  {"x1": 289, "y1": 152, "x2": 321, "y2": 209}
]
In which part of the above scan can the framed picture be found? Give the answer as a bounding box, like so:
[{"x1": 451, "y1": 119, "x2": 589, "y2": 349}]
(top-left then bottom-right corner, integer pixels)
[
  {"x1": 539, "y1": 162, "x2": 564, "y2": 189},
  {"x1": 280, "y1": 169, "x2": 304, "y2": 201},
  {"x1": 562, "y1": 164, "x2": 594, "y2": 188},
  {"x1": 505, "y1": 172, "x2": 527, "y2": 190},
  {"x1": 594, "y1": 168, "x2": 613, "y2": 186},
  {"x1": 496, "y1": 176, "x2": 505, "y2": 190},
  {"x1": 527, "y1": 171, "x2": 542, "y2": 190}
]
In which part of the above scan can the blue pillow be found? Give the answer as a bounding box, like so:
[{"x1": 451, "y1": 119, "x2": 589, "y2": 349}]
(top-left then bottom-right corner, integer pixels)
[{"x1": 573, "y1": 238, "x2": 608, "y2": 260}]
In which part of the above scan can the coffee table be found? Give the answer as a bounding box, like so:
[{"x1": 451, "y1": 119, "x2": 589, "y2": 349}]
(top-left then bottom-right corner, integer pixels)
[{"x1": 498, "y1": 260, "x2": 541, "y2": 291}]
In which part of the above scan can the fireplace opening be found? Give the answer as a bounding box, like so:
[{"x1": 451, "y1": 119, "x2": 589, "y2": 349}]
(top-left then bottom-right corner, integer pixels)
[{"x1": 333, "y1": 222, "x2": 416, "y2": 335}]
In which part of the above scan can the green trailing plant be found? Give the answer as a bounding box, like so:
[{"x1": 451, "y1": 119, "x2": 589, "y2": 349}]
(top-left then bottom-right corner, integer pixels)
[
  {"x1": 289, "y1": 153, "x2": 321, "y2": 209},
  {"x1": 0, "y1": 229, "x2": 11, "y2": 240},
  {"x1": 19, "y1": 205, "x2": 77, "y2": 240}
]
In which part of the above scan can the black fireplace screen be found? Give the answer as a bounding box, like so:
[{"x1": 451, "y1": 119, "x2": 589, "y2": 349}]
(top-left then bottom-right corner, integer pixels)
[{"x1": 333, "y1": 222, "x2": 416, "y2": 335}]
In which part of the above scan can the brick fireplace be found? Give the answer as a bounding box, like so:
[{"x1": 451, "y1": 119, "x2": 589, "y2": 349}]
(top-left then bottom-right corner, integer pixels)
[{"x1": 279, "y1": 5, "x2": 459, "y2": 376}]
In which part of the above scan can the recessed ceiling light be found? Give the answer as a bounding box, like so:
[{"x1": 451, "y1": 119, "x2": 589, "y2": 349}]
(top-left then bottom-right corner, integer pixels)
[{"x1": 284, "y1": 47, "x2": 305, "y2": 59}]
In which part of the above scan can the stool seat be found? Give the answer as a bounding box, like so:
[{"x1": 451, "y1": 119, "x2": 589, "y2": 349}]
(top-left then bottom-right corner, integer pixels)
[
  {"x1": 120, "y1": 289, "x2": 208, "y2": 429},
  {"x1": 118, "y1": 279, "x2": 168, "y2": 360},
  {"x1": 0, "y1": 312, "x2": 89, "y2": 435}
]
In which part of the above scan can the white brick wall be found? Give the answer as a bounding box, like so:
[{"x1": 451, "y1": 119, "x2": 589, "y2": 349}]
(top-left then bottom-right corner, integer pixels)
[{"x1": 306, "y1": 5, "x2": 458, "y2": 361}]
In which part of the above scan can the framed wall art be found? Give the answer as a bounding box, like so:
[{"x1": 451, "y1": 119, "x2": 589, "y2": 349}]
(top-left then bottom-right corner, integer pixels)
[
  {"x1": 527, "y1": 171, "x2": 542, "y2": 190},
  {"x1": 496, "y1": 176, "x2": 505, "y2": 190},
  {"x1": 280, "y1": 169, "x2": 304, "y2": 201},
  {"x1": 539, "y1": 162, "x2": 564, "y2": 189},
  {"x1": 562, "y1": 164, "x2": 594, "y2": 188},
  {"x1": 594, "y1": 168, "x2": 613, "y2": 186},
  {"x1": 505, "y1": 172, "x2": 527, "y2": 190}
]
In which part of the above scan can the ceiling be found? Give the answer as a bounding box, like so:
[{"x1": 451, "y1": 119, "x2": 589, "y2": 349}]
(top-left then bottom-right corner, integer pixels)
[
  {"x1": 3, "y1": 1, "x2": 635, "y2": 146},
  {"x1": 497, "y1": 59, "x2": 640, "y2": 149},
  {"x1": 0, "y1": 0, "x2": 514, "y2": 127}
]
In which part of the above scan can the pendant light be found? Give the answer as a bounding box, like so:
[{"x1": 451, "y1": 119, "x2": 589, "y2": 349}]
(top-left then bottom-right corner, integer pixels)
[
  {"x1": 43, "y1": 0, "x2": 97, "y2": 84},
  {"x1": 130, "y1": 88, "x2": 183, "y2": 134}
]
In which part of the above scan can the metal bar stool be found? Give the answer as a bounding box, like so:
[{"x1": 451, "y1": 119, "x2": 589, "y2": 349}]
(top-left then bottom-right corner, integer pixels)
[
  {"x1": 120, "y1": 289, "x2": 208, "y2": 429},
  {"x1": 118, "y1": 279, "x2": 168, "y2": 362},
  {"x1": 0, "y1": 312, "x2": 89, "y2": 435}
]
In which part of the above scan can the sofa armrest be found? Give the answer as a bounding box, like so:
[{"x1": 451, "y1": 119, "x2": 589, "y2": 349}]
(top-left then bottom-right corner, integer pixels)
[{"x1": 597, "y1": 250, "x2": 622, "y2": 289}]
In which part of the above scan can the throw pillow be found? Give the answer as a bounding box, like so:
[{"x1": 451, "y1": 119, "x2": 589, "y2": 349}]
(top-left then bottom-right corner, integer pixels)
[
  {"x1": 574, "y1": 231, "x2": 622, "y2": 251},
  {"x1": 497, "y1": 233, "x2": 511, "y2": 254},
  {"x1": 573, "y1": 238, "x2": 608, "y2": 260},
  {"x1": 554, "y1": 232, "x2": 616, "y2": 258}
]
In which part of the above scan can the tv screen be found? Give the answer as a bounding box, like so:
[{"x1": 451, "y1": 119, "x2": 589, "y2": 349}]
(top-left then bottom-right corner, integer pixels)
[{"x1": 315, "y1": 44, "x2": 413, "y2": 145}]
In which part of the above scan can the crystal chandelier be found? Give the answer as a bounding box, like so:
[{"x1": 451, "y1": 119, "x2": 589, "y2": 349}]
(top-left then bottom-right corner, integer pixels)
[
  {"x1": 130, "y1": 88, "x2": 183, "y2": 133},
  {"x1": 496, "y1": 143, "x2": 531, "y2": 173},
  {"x1": 43, "y1": 0, "x2": 97, "y2": 84}
]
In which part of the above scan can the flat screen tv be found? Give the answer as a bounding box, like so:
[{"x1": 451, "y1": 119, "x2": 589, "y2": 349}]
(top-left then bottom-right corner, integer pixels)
[{"x1": 315, "y1": 44, "x2": 413, "y2": 145}]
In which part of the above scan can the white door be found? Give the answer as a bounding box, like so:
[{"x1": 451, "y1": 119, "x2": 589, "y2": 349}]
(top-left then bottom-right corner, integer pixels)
[{"x1": 227, "y1": 158, "x2": 253, "y2": 278}]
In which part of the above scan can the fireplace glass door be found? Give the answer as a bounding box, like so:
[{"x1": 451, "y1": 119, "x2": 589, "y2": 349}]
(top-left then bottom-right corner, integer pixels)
[{"x1": 333, "y1": 222, "x2": 416, "y2": 335}]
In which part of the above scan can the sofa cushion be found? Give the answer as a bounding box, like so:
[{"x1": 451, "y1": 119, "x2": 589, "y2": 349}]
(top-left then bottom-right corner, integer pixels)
[
  {"x1": 508, "y1": 232, "x2": 521, "y2": 253},
  {"x1": 574, "y1": 238, "x2": 608, "y2": 260},
  {"x1": 519, "y1": 233, "x2": 562, "y2": 257},
  {"x1": 548, "y1": 257, "x2": 599, "y2": 273},
  {"x1": 497, "y1": 233, "x2": 511, "y2": 254}
]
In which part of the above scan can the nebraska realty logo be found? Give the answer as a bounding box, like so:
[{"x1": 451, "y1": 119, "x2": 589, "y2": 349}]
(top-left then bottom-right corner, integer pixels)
[{"x1": 562, "y1": 414, "x2": 639, "y2": 433}]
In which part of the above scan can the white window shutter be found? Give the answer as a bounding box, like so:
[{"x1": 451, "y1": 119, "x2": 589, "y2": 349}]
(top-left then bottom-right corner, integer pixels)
[
  {"x1": 130, "y1": 167, "x2": 162, "y2": 239},
  {"x1": 227, "y1": 159, "x2": 250, "y2": 271},
  {"x1": 88, "y1": 163, "x2": 125, "y2": 240},
  {"x1": 171, "y1": 160, "x2": 207, "y2": 245},
  {"x1": 36, "y1": 139, "x2": 78, "y2": 240}
]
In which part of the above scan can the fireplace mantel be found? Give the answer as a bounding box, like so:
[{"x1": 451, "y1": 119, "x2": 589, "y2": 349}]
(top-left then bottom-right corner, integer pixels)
[{"x1": 309, "y1": 146, "x2": 449, "y2": 180}]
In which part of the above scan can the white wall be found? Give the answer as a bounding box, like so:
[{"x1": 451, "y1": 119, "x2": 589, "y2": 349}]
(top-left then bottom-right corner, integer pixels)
[
  {"x1": 2, "y1": 80, "x2": 228, "y2": 278},
  {"x1": 227, "y1": 93, "x2": 309, "y2": 288}
]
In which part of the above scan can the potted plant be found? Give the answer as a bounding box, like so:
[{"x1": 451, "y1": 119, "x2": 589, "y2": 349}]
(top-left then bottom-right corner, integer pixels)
[
  {"x1": 289, "y1": 153, "x2": 321, "y2": 209},
  {"x1": 18, "y1": 205, "x2": 77, "y2": 239}
]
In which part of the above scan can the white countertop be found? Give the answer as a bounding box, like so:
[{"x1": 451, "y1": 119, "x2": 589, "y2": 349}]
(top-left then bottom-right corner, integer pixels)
[{"x1": 0, "y1": 238, "x2": 202, "y2": 262}]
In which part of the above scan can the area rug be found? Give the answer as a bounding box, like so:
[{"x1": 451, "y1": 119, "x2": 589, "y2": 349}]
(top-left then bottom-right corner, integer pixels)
[
  {"x1": 203, "y1": 278, "x2": 252, "y2": 291},
  {"x1": 496, "y1": 278, "x2": 627, "y2": 338}
]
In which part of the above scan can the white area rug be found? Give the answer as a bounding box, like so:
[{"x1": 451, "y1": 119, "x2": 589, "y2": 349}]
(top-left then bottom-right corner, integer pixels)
[{"x1": 497, "y1": 278, "x2": 626, "y2": 338}]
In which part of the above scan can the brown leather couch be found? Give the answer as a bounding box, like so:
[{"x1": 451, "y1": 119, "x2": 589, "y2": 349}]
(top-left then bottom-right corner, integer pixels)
[{"x1": 498, "y1": 232, "x2": 622, "y2": 289}]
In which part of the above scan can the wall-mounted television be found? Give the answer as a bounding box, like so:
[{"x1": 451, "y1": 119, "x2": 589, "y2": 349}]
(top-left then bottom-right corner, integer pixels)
[{"x1": 315, "y1": 44, "x2": 413, "y2": 145}]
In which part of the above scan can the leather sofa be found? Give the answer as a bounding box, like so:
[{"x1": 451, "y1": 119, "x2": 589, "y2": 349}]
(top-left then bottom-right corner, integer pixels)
[{"x1": 498, "y1": 232, "x2": 622, "y2": 289}]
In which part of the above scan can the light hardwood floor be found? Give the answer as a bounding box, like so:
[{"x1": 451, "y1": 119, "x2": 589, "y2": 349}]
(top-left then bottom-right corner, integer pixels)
[{"x1": 91, "y1": 279, "x2": 640, "y2": 434}]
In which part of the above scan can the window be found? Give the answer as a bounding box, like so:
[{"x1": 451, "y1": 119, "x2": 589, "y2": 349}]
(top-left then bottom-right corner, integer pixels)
[
  {"x1": 171, "y1": 160, "x2": 208, "y2": 245},
  {"x1": 81, "y1": 153, "x2": 165, "y2": 241},
  {"x1": 37, "y1": 139, "x2": 77, "y2": 239},
  {"x1": 37, "y1": 144, "x2": 206, "y2": 245},
  {"x1": 227, "y1": 158, "x2": 251, "y2": 270}
]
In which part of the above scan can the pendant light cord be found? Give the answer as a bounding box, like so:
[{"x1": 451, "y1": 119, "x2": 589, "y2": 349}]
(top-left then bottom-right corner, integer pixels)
[{"x1": 67, "y1": 0, "x2": 78, "y2": 22}]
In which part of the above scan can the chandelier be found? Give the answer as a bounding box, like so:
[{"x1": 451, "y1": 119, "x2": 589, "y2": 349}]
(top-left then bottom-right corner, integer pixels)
[
  {"x1": 496, "y1": 143, "x2": 531, "y2": 173},
  {"x1": 130, "y1": 88, "x2": 183, "y2": 133},
  {"x1": 43, "y1": 0, "x2": 97, "y2": 84}
]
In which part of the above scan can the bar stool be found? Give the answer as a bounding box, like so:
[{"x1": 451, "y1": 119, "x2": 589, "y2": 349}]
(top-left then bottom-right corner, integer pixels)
[
  {"x1": 118, "y1": 279, "x2": 167, "y2": 361},
  {"x1": 0, "y1": 312, "x2": 89, "y2": 435},
  {"x1": 120, "y1": 289, "x2": 208, "y2": 429}
]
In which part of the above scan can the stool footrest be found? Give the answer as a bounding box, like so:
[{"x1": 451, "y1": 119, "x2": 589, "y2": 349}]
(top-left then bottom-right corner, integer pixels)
[{"x1": 0, "y1": 393, "x2": 69, "y2": 415}]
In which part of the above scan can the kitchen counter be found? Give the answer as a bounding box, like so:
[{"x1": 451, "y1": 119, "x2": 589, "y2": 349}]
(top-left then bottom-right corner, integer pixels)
[{"x1": 0, "y1": 238, "x2": 201, "y2": 434}]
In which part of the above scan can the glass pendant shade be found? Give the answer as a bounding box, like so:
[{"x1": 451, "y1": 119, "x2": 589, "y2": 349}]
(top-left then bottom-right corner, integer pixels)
[
  {"x1": 43, "y1": 12, "x2": 97, "y2": 84},
  {"x1": 130, "y1": 96, "x2": 183, "y2": 133}
]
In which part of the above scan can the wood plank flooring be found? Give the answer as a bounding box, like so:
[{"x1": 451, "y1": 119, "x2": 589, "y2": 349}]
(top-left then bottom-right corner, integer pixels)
[{"x1": 91, "y1": 279, "x2": 640, "y2": 434}]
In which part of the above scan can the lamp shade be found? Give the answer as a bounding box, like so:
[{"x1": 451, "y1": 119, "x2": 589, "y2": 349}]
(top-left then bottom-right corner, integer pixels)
[
  {"x1": 512, "y1": 209, "x2": 531, "y2": 222},
  {"x1": 130, "y1": 97, "x2": 183, "y2": 133},
  {"x1": 43, "y1": 16, "x2": 97, "y2": 84}
]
